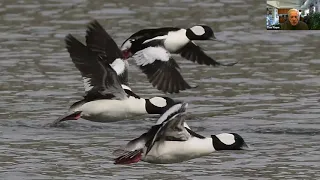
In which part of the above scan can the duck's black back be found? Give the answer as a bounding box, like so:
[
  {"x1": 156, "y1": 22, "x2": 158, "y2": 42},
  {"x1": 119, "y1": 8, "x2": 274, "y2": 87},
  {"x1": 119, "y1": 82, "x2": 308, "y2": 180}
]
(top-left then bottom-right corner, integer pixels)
[{"x1": 128, "y1": 27, "x2": 181, "y2": 53}]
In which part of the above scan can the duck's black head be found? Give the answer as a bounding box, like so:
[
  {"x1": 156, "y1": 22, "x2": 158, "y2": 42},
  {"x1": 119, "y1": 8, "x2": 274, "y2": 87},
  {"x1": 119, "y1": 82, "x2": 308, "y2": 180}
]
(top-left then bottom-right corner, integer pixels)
[
  {"x1": 211, "y1": 133, "x2": 248, "y2": 150},
  {"x1": 186, "y1": 25, "x2": 214, "y2": 40},
  {"x1": 145, "y1": 96, "x2": 182, "y2": 114}
]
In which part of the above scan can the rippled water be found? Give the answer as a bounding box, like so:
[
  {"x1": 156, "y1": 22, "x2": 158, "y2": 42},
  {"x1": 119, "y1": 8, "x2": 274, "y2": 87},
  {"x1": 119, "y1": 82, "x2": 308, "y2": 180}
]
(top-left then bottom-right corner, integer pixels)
[{"x1": 1, "y1": 0, "x2": 320, "y2": 179}]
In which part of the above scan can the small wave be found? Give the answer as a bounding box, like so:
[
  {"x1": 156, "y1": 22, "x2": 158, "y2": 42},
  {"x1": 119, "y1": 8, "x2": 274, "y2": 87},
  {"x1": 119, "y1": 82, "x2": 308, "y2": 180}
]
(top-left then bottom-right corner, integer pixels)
[{"x1": 250, "y1": 127, "x2": 320, "y2": 136}]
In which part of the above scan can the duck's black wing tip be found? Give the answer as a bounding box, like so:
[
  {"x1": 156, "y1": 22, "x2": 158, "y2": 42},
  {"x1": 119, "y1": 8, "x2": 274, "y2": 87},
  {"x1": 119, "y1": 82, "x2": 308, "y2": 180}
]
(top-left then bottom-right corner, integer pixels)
[
  {"x1": 85, "y1": 19, "x2": 123, "y2": 61},
  {"x1": 218, "y1": 61, "x2": 239, "y2": 66},
  {"x1": 179, "y1": 42, "x2": 238, "y2": 67}
]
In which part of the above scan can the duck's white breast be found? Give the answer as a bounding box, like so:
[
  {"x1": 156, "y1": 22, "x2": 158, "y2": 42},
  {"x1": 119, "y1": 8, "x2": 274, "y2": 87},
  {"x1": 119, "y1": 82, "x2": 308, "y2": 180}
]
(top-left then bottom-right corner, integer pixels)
[
  {"x1": 164, "y1": 29, "x2": 189, "y2": 52},
  {"x1": 76, "y1": 97, "x2": 147, "y2": 122},
  {"x1": 143, "y1": 137, "x2": 214, "y2": 164}
]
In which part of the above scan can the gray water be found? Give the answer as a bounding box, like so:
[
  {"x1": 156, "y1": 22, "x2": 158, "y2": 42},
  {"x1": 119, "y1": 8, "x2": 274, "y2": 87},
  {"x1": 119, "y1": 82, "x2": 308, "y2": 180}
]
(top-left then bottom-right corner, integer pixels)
[{"x1": 1, "y1": 0, "x2": 320, "y2": 179}]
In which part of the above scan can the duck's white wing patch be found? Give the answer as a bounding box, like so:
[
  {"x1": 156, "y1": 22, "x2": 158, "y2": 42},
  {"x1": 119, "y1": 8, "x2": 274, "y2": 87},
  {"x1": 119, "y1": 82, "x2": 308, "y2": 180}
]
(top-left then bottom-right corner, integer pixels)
[
  {"x1": 133, "y1": 47, "x2": 192, "y2": 93},
  {"x1": 82, "y1": 77, "x2": 93, "y2": 92},
  {"x1": 110, "y1": 58, "x2": 126, "y2": 75},
  {"x1": 110, "y1": 58, "x2": 129, "y2": 86},
  {"x1": 142, "y1": 35, "x2": 168, "y2": 44},
  {"x1": 133, "y1": 46, "x2": 170, "y2": 66}
]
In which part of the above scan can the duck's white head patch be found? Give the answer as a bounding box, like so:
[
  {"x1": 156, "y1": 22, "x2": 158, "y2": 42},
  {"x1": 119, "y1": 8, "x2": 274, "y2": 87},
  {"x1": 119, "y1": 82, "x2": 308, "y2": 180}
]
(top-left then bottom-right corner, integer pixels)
[
  {"x1": 190, "y1": 26, "x2": 205, "y2": 36},
  {"x1": 149, "y1": 97, "x2": 167, "y2": 107},
  {"x1": 216, "y1": 133, "x2": 235, "y2": 145}
]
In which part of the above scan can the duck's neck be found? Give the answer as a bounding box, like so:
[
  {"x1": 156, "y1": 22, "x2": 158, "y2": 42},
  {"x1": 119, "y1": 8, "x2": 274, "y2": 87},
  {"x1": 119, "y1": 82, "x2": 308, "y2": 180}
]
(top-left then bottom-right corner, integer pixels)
[{"x1": 126, "y1": 97, "x2": 147, "y2": 114}]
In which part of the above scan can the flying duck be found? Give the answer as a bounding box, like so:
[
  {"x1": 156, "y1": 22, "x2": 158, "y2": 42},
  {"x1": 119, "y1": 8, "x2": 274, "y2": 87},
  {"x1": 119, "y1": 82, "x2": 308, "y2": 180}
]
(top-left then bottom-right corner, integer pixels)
[
  {"x1": 113, "y1": 103, "x2": 248, "y2": 164},
  {"x1": 52, "y1": 27, "x2": 179, "y2": 125},
  {"x1": 120, "y1": 25, "x2": 238, "y2": 93}
]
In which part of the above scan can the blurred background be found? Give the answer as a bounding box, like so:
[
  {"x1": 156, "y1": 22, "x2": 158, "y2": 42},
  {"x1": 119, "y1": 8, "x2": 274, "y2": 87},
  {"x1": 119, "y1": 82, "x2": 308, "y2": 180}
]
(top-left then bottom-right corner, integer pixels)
[{"x1": 0, "y1": 0, "x2": 320, "y2": 180}]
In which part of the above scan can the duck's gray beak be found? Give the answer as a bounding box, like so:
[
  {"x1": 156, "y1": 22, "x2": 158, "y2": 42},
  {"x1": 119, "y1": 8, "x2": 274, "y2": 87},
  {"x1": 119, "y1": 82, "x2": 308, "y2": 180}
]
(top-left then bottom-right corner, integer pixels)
[
  {"x1": 241, "y1": 142, "x2": 253, "y2": 150},
  {"x1": 210, "y1": 37, "x2": 225, "y2": 43}
]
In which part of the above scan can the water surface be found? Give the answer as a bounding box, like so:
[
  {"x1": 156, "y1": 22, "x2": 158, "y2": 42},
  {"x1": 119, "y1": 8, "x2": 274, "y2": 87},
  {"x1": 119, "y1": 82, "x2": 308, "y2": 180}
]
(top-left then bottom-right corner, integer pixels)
[{"x1": 1, "y1": 0, "x2": 320, "y2": 179}]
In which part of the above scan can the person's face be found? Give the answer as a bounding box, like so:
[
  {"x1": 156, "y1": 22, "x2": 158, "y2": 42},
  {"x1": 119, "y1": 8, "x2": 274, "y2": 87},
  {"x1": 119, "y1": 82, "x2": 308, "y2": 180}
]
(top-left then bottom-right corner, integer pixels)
[{"x1": 289, "y1": 11, "x2": 299, "y2": 26}]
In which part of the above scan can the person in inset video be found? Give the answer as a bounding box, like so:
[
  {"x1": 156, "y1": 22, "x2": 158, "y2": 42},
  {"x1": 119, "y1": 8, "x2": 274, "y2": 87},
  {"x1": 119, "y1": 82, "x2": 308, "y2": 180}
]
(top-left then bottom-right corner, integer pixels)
[{"x1": 281, "y1": 9, "x2": 309, "y2": 30}]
